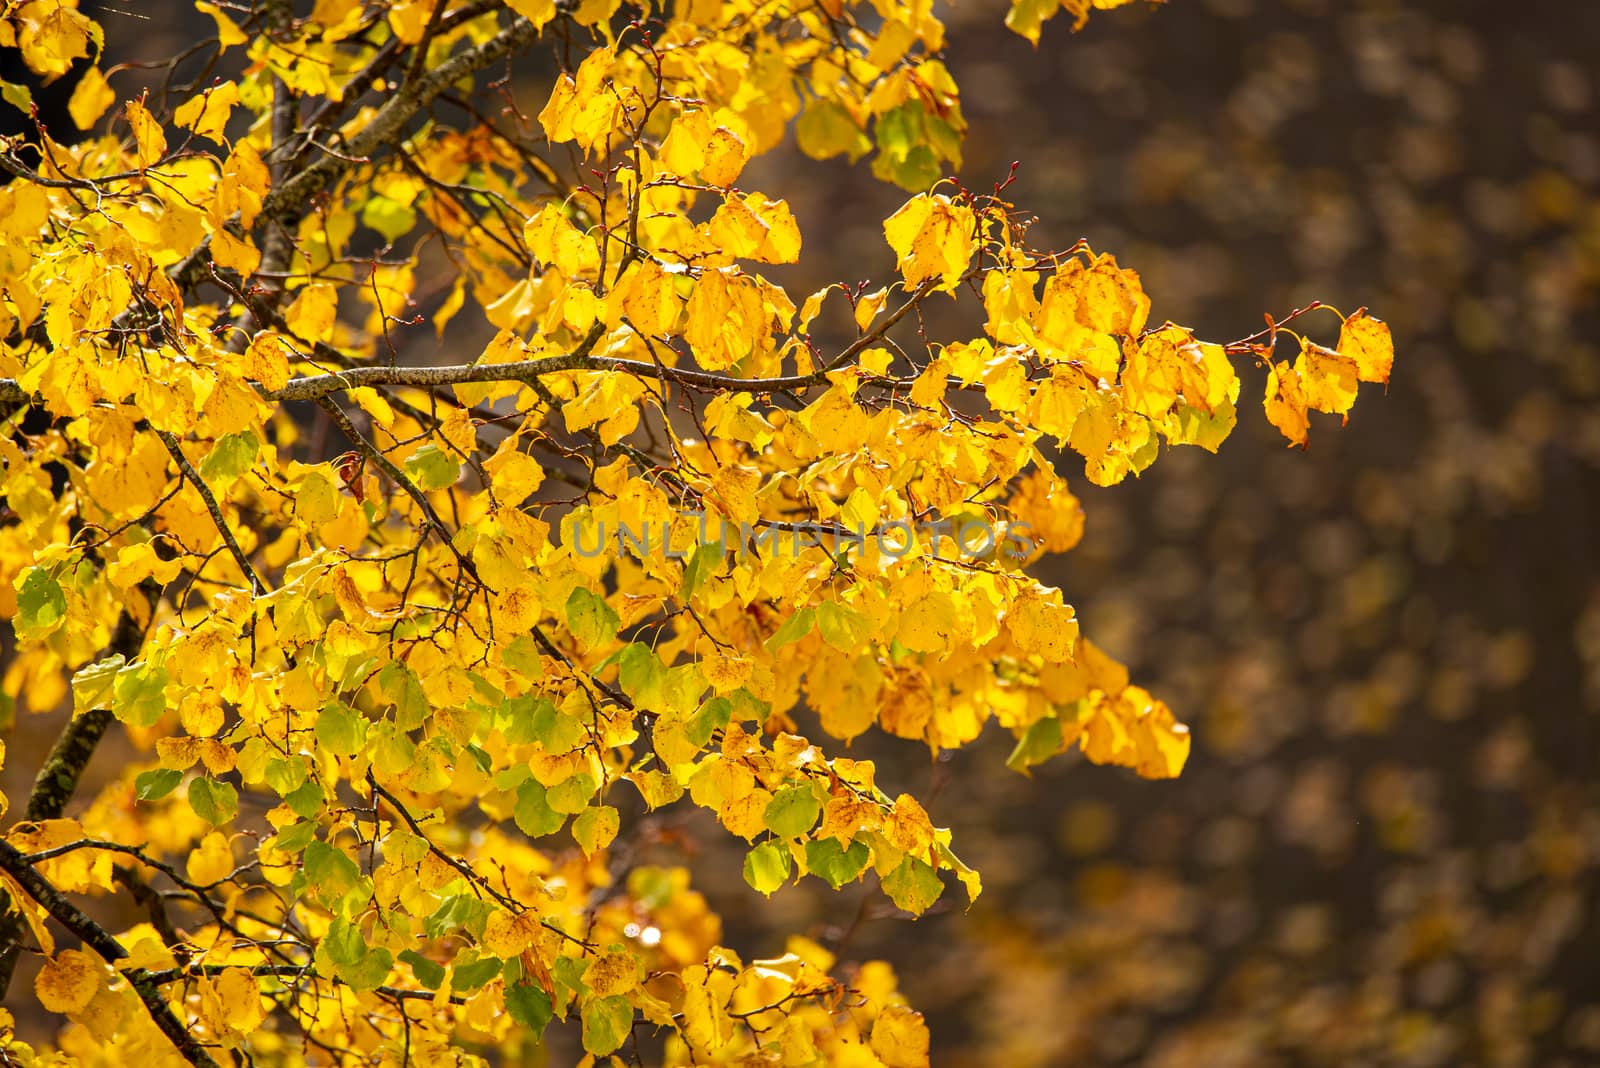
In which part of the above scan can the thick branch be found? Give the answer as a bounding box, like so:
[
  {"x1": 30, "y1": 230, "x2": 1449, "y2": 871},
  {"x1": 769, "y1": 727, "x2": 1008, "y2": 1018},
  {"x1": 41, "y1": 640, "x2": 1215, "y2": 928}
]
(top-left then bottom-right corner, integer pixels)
[
  {"x1": 270, "y1": 353, "x2": 834, "y2": 401},
  {"x1": 260, "y1": 14, "x2": 538, "y2": 223}
]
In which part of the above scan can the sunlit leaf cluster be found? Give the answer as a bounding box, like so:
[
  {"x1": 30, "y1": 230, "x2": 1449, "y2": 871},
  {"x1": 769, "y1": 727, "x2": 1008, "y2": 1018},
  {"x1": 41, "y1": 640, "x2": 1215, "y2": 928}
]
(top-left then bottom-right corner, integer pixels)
[{"x1": 0, "y1": 0, "x2": 1389, "y2": 1064}]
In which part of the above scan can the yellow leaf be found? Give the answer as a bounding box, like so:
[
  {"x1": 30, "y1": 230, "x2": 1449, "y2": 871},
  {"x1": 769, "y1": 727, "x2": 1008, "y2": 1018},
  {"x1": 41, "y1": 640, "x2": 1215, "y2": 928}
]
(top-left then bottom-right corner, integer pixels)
[
  {"x1": 285, "y1": 284, "x2": 339, "y2": 341},
  {"x1": 701, "y1": 650, "x2": 752, "y2": 694},
  {"x1": 67, "y1": 66, "x2": 115, "y2": 130},
  {"x1": 213, "y1": 966, "x2": 265, "y2": 1033},
  {"x1": 1075, "y1": 253, "x2": 1150, "y2": 336},
  {"x1": 685, "y1": 270, "x2": 768, "y2": 370},
  {"x1": 186, "y1": 830, "x2": 234, "y2": 885},
  {"x1": 538, "y1": 45, "x2": 617, "y2": 154},
  {"x1": 1338, "y1": 309, "x2": 1394, "y2": 384},
  {"x1": 585, "y1": 952, "x2": 639, "y2": 998},
  {"x1": 882, "y1": 194, "x2": 977, "y2": 291},
  {"x1": 1006, "y1": 590, "x2": 1078, "y2": 662},
  {"x1": 612, "y1": 259, "x2": 679, "y2": 337},
  {"x1": 482, "y1": 909, "x2": 541, "y2": 958},
  {"x1": 0, "y1": 872, "x2": 54, "y2": 957},
  {"x1": 293, "y1": 465, "x2": 341, "y2": 526},
  {"x1": 197, "y1": 1, "x2": 248, "y2": 47},
  {"x1": 895, "y1": 591, "x2": 959, "y2": 653},
  {"x1": 1263, "y1": 360, "x2": 1309, "y2": 448},
  {"x1": 708, "y1": 464, "x2": 760, "y2": 526},
  {"x1": 386, "y1": 0, "x2": 433, "y2": 42},
  {"x1": 17, "y1": 5, "x2": 93, "y2": 81},
  {"x1": 1295, "y1": 341, "x2": 1360, "y2": 417},
  {"x1": 125, "y1": 98, "x2": 166, "y2": 168},
  {"x1": 105, "y1": 541, "x2": 183, "y2": 589},
  {"x1": 707, "y1": 194, "x2": 802, "y2": 264},
  {"x1": 209, "y1": 224, "x2": 260, "y2": 276},
  {"x1": 172, "y1": 81, "x2": 237, "y2": 143},
  {"x1": 507, "y1": 0, "x2": 559, "y2": 31},
  {"x1": 854, "y1": 287, "x2": 889, "y2": 332},
  {"x1": 35, "y1": 949, "x2": 101, "y2": 1015},
  {"x1": 871, "y1": 1004, "x2": 931, "y2": 1068}
]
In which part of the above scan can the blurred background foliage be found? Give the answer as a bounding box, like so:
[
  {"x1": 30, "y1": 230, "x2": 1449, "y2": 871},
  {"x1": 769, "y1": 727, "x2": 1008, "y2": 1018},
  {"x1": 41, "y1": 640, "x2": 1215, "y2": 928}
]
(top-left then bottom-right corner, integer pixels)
[{"x1": 7, "y1": 0, "x2": 1599, "y2": 1064}]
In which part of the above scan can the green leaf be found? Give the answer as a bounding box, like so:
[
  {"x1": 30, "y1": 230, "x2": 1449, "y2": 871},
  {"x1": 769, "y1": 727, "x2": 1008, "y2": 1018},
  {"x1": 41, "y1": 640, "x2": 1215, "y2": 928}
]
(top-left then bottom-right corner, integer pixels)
[
  {"x1": 764, "y1": 785, "x2": 821, "y2": 839},
  {"x1": 728, "y1": 688, "x2": 770, "y2": 725},
  {"x1": 303, "y1": 840, "x2": 361, "y2": 903},
  {"x1": 545, "y1": 771, "x2": 596, "y2": 815},
  {"x1": 874, "y1": 143, "x2": 942, "y2": 194},
  {"x1": 198, "y1": 431, "x2": 258, "y2": 487},
  {"x1": 566, "y1": 587, "x2": 619, "y2": 651},
  {"x1": 1005, "y1": 714, "x2": 1064, "y2": 775},
  {"x1": 450, "y1": 954, "x2": 501, "y2": 992},
  {"x1": 680, "y1": 542, "x2": 722, "y2": 601},
  {"x1": 617, "y1": 643, "x2": 666, "y2": 708},
  {"x1": 134, "y1": 767, "x2": 182, "y2": 802},
  {"x1": 15, "y1": 568, "x2": 67, "y2": 640},
  {"x1": 573, "y1": 804, "x2": 619, "y2": 857},
  {"x1": 1, "y1": 80, "x2": 34, "y2": 114},
  {"x1": 804, "y1": 837, "x2": 871, "y2": 889},
  {"x1": 263, "y1": 757, "x2": 306, "y2": 797},
  {"x1": 1167, "y1": 398, "x2": 1238, "y2": 454},
  {"x1": 661, "y1": 663, "x2": 708, "y2": 718},
  {"x1": 315, "y1": 701, "x2": 367, "y2": 756},
  {"x1": 398, "y1": 949, "x2": 446, "y2": 990},
  {"x1": 501, "y1": 634, "x2": 545, "y2": 680},
  {"x1": 628, "y1": 867, "x2": 676, "y2": 910},
  {"x1": 551, "y1": 954, "x2": 589, "y2": 1003},
  {"x1": 285, "y1": 780, "x2": 325, "y2": 820},
  {"x1": 113, "y1": 661, "x2": 169, "y2": 727},
  {"x1": 403, "y1": 443, "x2": 459, "y2": 490},
  {"x1": 765, "y1": 607, "x2": 814, "y2": 651},
  {"x1": 187, "y1": 777, "x2": 238, "y2": 826},
  {"x1": 817, "y1": 600, "x2": 870, "y2": 651},
  {"x1": 513, "y1": 779, "x2": 566, "y2": 838},
  {"x1": 506, "y1": 982, "x2": 554, "y2": 1034},
  {"x1": 881, "y1": 855, "x2": 944, "y2": 915},
  {"x1": 269, "y1": 820, "x2": 317, "y2": 855},
  {"x1": 340, "y1": 946, "x2": 392, "y2": 993},
  {"x1": 743, "y1": 840, "x2": 791, "y2": 896},
  {"x1": 686, "y1": 696, "x2": 732, "y2": 748},
  {"x1": 529, "y1": 698, "x2": 583, "y2": 753},
  {"x1": 796, "y1": 99, "x2": 871, "y2": 162},
  {"x1": 424, "y1": 895, "x2": 490, "y2": 939},
  {"x1": 324, "y1": 918, "x2": 367, "y2": 967},
  {"x1": 378, "y1": 662, "x2": 429, "y2": 730},
  {"x1": 70, "y1": 655, "x2": 125, "y2": 716},
  {"x1": 362, "y1": 195, "x2": 417, "y2": 241},
  {"x1": 580, "y1": 994, "x2": 633, "y2": 1056}
]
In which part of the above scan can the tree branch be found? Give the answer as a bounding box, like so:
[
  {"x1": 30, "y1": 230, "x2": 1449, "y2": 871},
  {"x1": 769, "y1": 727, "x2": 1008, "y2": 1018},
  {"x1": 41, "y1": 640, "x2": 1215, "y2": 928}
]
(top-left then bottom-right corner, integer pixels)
[
  {"x1": 0, "y1": 596, "x2": 150, "y2": 996},
  {"x1": 0, "y1": 839, "x2": 222, "y2": 1068},
  {"x1": 268, "y1": 353, "x2": 837, "y2": 402},
  {"x1": 260, "y1": 14, "x2": 539, "y2": 224},
  {"x1": 159, "y1": 430, "x2": 266, "y2": 596}
]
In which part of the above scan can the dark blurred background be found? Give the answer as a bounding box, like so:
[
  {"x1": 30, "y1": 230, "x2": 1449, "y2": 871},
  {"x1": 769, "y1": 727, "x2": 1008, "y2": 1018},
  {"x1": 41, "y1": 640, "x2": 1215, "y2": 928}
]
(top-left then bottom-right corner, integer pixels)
[{"x1": 9, "y1": 1, "x2": 1599, "y2": 1064}]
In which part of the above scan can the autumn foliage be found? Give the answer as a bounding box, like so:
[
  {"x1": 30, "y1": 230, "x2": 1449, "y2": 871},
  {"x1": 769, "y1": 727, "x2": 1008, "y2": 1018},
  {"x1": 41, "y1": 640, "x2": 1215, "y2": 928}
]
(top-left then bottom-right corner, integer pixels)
[{"x1": 0, "y1": 0, "x2": 1392, "y2": 1064}]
